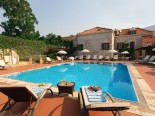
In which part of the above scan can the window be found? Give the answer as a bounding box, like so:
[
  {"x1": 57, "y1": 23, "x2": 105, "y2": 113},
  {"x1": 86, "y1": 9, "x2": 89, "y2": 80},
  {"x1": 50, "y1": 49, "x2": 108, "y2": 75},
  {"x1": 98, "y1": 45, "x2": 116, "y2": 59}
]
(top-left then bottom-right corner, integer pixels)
[
  {"x1": 130, "y1": 42, "x2": 135, "y2": 49},
  {"x1": 102, "y1": 43, "x2": 109, "y2": 50},
  {"x1": 139, "y1": 50, "x2": 142, "y2": 56},
  {"x1": 77, "y1": 44, "x2": 83, "y2": 51},
  {"x1": 117, "y1": 42, "x2": 124, "y2": 50},
  {"x1": 73, "y1": 47, "x2": 77, "y2": 51},
  {"x1": 128, "y1": 30, "x2": 136, "y2": 35}
]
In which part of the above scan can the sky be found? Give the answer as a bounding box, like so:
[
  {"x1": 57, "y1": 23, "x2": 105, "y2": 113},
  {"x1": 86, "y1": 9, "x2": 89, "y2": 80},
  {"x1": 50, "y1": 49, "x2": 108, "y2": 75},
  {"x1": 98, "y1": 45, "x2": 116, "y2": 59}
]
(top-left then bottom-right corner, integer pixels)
[{"x1": 0, "y1": 0, "x2": 155, "y2": 37}]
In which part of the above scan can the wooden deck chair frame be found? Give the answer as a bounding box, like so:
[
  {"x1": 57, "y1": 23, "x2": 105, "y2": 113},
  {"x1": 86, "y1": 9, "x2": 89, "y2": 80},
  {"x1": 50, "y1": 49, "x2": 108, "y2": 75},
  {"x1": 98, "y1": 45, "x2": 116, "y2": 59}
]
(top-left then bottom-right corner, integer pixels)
[
  {"x1": 0, "y1": 84, "x2": 53, "y2": 116},
  {"x1": 79, "y1": 86, "x2": 131, "y2": 116}
]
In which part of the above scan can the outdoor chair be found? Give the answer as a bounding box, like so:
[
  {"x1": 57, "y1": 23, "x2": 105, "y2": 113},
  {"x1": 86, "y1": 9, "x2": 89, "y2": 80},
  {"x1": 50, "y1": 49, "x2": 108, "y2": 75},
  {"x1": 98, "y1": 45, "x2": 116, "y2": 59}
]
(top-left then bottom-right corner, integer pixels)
[
  {"x1": 57, "y1": 56, "x2": 63, "y2": 62},
  {"x1": 113, "y1": 55, "x2": 118, "y2": 60},
  {"x1": 85, "y1": 55, "x2": 91, "y2": 60},
  {"x1": 91, "y1": 55, "x2": 98, "y2": 60},
  {"x1": 78, "y1": 55, "x2": 83, "y2": 60},
  {"x1": 0, "y1": 84, "x2": 53, "y2": 116},
  {"x1": 147, "y1": 56, "x2": 155, "y2": 63},
  {"x1": 98, "y1": 55, "x2": 103, "y2": 60},
  {"x1": 45, "y1": 57, "x2": 52, "y2": 63},
  {"x1": 0, "y1": 59, "x2": 11, "y2": 69},
  {"x1": 105, "y1": 56, "x2": 111, "y2": 60},
  {"x1": 68, "y1": 56, "x2": 74, "y2": 61},
  {"x1": 148, "y1": 62, "x2": 155, "y2": 65},
  {"x1": 139, "y1": 55, "x2": 150, "y2": 63},
  {"x1": 80, "y1": 86, "x2": 131, "y2": 116}
]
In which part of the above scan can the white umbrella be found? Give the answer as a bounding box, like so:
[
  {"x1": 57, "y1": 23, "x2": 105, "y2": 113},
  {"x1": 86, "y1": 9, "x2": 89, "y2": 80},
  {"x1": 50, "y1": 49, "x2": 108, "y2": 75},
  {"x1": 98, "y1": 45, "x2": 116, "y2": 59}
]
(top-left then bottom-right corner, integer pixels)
[
  {"x1": 81, "y1": 49, "x2": 90, "y2": 53},
  {"x1": 57, "y1": 50, "x2": 67, "y2": 54},
  {"x1": 121, "y1": 51, "x2": 129, "y2": 54},
  {"x1": 152, "y1": 48, "x2": 155, "y2": 51},
  {"x1": 121, "y1": 51, "x2": 129, "y2": 60},
  {"x1": 81, "y1": 49, "x2": 90, "y2": 59},
  {"x1": 108, "y1": 50, "x2": 118, "y2": 59},
  {"x1": 108, "y1": 50, "x2": 118, "y2": 53}
]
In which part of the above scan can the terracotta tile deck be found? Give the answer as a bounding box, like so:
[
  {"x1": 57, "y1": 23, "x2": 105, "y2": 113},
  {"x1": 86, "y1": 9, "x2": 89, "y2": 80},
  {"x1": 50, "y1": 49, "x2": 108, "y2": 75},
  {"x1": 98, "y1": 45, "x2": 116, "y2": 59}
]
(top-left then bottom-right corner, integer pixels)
[{"x1": 0, "y1": 61, "x2": 155, "y2": 116}]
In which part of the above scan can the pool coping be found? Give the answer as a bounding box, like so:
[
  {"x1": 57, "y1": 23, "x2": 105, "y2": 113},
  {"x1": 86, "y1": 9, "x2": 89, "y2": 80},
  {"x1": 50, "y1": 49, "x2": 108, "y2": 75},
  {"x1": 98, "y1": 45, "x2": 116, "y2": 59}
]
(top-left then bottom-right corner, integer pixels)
[
  {"x1": 0, "y1": 62, "x2": 155, "y2": 115},
  {"x1": 126, "y1": 63, "x2": 155, "y2": 115}
]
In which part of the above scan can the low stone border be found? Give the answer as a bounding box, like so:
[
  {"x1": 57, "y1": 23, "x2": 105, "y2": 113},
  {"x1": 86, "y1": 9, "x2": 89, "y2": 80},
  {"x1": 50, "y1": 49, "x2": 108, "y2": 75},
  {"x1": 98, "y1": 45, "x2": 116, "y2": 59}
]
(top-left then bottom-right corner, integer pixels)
[{"x1": 127, "y1": 63, "x2": 155, "y2": 115}]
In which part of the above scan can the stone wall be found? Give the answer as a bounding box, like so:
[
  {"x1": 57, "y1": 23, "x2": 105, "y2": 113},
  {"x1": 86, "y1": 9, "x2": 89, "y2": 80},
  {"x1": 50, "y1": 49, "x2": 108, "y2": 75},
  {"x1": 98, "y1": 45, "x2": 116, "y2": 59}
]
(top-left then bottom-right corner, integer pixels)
[
  {"x1": 73, "y1": 31, "x2": 114, "y2": 56},
  {"x1": 115, "y1": 35, "x2": 142, "y2": 49}
]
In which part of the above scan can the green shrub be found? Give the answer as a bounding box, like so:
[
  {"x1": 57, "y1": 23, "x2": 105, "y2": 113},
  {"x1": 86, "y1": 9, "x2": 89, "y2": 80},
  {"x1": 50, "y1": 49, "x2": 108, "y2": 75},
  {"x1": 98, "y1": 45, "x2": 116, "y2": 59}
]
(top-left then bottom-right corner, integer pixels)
[{"x1": 0, "y1": 35, "x2": 47, "y2": 60}]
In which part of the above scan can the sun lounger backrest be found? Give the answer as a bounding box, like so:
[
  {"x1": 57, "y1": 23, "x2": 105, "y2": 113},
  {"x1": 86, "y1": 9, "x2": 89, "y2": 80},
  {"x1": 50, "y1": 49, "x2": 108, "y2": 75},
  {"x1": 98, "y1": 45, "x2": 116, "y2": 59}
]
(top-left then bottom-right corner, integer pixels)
[
  {"x1": 46, "y1": 57, "x2": 52, "y2": 62},
  {"x1": 144, "y1": 55, "x2": 150, "y2": 60},
  {"x1": 57, "y1": 56, "x2": 62, "y2": 61},
  {"x1": 105, "y1": 56, "x2": 110, "y2": 60},
  {"x1": 98, "y1": 55, "x2": 103, "y2": 59},
  {"x1": 0, "y1": 85, "x2": 38, "y2": 102},
  {"x1": 86, "y1": 55, "x2": 90, "y2": 59},
  {"x1": 92, "y1": 55, "x2": 97, "y2": 59},
  {"x1": 0, "y1": 60, "x2": 6, "y2": 66},
  {"x1": 113, "y1": 55, "x2": 118, "y2": 60},
  {"x1": 148, "y1": 56, "x2": 155, "y2": 62}
]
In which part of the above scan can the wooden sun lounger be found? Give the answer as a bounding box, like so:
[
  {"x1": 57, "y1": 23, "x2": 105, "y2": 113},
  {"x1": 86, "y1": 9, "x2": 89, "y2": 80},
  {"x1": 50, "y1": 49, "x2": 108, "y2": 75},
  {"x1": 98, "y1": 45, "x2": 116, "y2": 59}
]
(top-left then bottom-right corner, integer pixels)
[
  {"x1": 80, "y1": 86, "x2": 131, "y2": 116},
  {"x1": 0, "y1": 84, "x2": 53, "y2": 116}
]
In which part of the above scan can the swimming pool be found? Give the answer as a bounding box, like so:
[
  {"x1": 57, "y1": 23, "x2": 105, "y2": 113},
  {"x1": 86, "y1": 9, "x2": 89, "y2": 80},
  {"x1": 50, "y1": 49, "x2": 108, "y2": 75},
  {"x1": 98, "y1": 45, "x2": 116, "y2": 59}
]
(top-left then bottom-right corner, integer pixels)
[{"x1": 2, "y1": 62, "x2": 138, "y2": 102}]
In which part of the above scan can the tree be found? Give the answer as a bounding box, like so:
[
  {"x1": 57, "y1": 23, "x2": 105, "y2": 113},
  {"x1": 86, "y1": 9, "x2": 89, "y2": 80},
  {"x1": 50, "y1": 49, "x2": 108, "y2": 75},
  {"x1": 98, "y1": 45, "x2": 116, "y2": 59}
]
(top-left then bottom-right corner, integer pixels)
[
  {"x1": 0, "y1": 0, "x2": 38, "y2": 39},
  {"x1": 45, "y1": 33, "x2": 64, "y2": 47}
]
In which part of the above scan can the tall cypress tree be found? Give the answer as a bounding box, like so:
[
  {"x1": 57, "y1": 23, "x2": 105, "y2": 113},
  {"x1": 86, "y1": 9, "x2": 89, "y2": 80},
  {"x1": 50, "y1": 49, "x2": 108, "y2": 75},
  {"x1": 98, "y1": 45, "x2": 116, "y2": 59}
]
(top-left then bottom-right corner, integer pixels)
[{"x1": 0, "y1": 0, "x2": 38, "y2": 39}]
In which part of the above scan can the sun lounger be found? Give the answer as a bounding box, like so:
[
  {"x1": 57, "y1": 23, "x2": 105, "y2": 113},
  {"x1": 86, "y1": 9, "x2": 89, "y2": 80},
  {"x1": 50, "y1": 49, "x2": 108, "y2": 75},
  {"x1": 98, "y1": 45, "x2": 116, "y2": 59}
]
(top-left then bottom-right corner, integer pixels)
[
  {"x1": 91, "y1": 55, "x2": 98, "y2": 60},
  {"x1": 147, "y1": 56, "x2": 155, "y2": 62},
  {"x1": 78, "y1": 55, "x2": 83, "y2": 60},
  {"x1": 113, "y1": 55, "x2": 118, "y2": 60},
  {"x1": 80, "y1": 86, "x2": 131, "y2": 116},
  {"x1": 105, "y1": 56, "x2": 110, "y2": 60},
  {"x1": 139, "y1": 55, "x2": 150, "y2": 63},
  {"x1": 57, "y1": 56, "x2": 63, "y2": 62},
  {"x1": 68, "y1": 56, "x2": 74, "y2": 61},
  {"x1": 148, "y1": 62, "x2": 155, "y2": 64},
  {"x1": 98, "y1": 55, "x2": 103, "y2": 60},
  {"x1": 45, "y1": 57, "x2": 53, "y2": 63},
  {"x1": 0, "y1": 84, "x2": 53, "y2": 115},
  {"x1": 85, "y1": 55, "x2": 91, "y2": 60},
  {"x1": 0, "y1": 59, "x2": 11, "y2": 69}
]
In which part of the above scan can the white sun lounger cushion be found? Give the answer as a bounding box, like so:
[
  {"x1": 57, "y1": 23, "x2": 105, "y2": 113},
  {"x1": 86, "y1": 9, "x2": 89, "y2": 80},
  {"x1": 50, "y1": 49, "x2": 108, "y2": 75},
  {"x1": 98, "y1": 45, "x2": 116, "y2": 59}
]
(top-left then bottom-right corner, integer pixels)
[
  {"x1": 85, "y1": 88, "x2": 102, "y2": 96},
  {"x1": 88, "y1": 94, "x2": 106, "y2": 102},
  {"x1": 85, "y1": 87, "x2": 106, "y2": 102},
  {"x1": 32, "y1": 87, "x2": 46, "y2": 96},
  {"x1": 32, "y1": 86, "x2": 48, "y2": 96}
]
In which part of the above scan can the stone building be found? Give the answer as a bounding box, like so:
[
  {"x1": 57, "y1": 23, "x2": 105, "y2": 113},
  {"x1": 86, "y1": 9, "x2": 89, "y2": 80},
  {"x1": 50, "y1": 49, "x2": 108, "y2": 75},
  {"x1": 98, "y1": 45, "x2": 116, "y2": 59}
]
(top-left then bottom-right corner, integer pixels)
[
  {"x1": 73, "y1": 27, "x2": 114, "y2": 56},
  {"x1": 64, "y1": 27, "x2": 154, "y2": 59},
  {"x1": 114, "y1": 27, "x2": 153, "y2": 59},
  {"x1": 135, "y1": 35, "x2": 155, "y2": 59}
]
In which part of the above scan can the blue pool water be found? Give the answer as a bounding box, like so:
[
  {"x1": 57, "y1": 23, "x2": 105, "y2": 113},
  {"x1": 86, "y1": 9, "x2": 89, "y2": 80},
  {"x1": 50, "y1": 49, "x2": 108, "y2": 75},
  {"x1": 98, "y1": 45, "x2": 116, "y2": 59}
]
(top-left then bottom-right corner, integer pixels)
[{"x1": 2, "y1": 62, "x2": 138, "y2": 102}]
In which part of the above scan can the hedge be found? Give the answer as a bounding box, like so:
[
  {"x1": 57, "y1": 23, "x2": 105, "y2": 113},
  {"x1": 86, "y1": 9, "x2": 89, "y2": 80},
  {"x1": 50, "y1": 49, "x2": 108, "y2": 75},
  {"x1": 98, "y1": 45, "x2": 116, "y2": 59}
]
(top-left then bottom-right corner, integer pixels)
[{"x1": 0, "y1": 35, "x2": 47, "y2": 60}]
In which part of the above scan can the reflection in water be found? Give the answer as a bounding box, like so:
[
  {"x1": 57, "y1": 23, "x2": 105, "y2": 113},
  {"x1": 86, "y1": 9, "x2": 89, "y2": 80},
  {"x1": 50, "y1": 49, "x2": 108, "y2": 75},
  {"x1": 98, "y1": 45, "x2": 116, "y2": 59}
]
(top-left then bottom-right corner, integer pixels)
[
  {"x1": 69, "y1": 62, "x2": 75, "y2": 66},
  {"x1": 107, "y1": 64, "x2": 138, "y2": 102},
  {"x1": 82, "y1": 66, "x2": 90, "y2": 70},
  {"x1": 59, "y1": 68, "x2": 68, "y2": 72}
]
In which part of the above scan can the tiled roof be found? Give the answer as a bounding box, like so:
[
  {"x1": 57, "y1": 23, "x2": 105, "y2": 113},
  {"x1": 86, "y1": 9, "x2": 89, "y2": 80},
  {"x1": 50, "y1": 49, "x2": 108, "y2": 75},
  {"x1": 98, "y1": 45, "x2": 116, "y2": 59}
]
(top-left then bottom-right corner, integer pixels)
[
  {"x1": 63, "y1": 36, "x2": 77, "y2": 41},
  {"x1": 78, "y1": 27, "x2": 112, "y2": 35},
  {"x1": 117, "y1": 28, "x2": 153, "y2": 36},
  {"x1": 142, "y1": 36, "x2": 155, "y2": 43}
]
